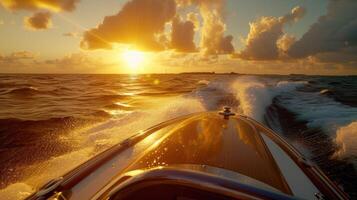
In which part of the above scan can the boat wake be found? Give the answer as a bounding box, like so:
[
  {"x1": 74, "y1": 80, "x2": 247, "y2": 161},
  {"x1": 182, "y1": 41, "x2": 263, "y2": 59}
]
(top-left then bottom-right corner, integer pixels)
[{"x1": 0, "y1": 75, "x2": 356, "y2": 199}]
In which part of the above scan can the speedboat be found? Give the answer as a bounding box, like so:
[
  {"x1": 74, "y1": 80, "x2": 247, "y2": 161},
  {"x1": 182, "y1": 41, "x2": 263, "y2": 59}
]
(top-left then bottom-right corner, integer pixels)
[{"x1": 26, "y1": 107, "x2": 348, "y2": 200}]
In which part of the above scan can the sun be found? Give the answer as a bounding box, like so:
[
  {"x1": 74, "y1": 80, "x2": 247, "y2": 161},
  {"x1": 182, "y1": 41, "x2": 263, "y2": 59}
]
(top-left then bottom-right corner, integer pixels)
[{"x1": 122, "y1": 50, "x2": 145, "y2": 71}]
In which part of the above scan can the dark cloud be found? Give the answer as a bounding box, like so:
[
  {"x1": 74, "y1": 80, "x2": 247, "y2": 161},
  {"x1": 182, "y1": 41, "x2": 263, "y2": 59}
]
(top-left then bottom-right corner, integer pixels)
[
  {"x1": 220, "y1": 35, "x2": 234, "y2": 54},
  {"x1": 170, "y1": 16, "x2": 196, "y2": 52},
  {"x1": 24, "y1": 12, "x2": 52, "y2": 30},
  {"x1": 80, "y1": 0, "x2": 176, "y2": 51},
  {"x1": 311, "y1": 47, "x2": 357, "y2": 64},
  {"x1": 236, "y1": 6, "x2": 305, "y2": 60},
  {"x1": 288, "y1": 0, "x2": 357, "y2": 62},
  {"x1": 0, "y1": 0, "x2": 79, "y2": 12}
]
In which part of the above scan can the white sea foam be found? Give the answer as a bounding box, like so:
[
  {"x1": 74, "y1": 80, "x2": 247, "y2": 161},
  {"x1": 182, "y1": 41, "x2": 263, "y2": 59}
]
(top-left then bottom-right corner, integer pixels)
[
  {"x1": 0, "y1": 147, "x2": 94, "y2": 200},
  {"x1": 275, "y1": 85, "x2": 357, "y2": 161},
  {"x1": 197, "y1": 80, "x2": 210, "y2": 85},
  {"x1": 77, "y1": 97, "x2": 206, "y2": 152},
  {"x1": 230, "y1": 76, "x2": 307, "y2": 123},
  {"x1": 231, "y1": 76, "x2": 272, "y2": 122},
  {"x1": 277, "y1": 90, "x2": 357, "y2": 134},
  {"x1": 193, "y1": 78, "x2": 234, "y2": 110},
  {"x1": 0, "y1": 183, "x2": 34, "y2": 200},
  {"x1": 333, "y1": 122, "x2": 357, "y2": 161}
]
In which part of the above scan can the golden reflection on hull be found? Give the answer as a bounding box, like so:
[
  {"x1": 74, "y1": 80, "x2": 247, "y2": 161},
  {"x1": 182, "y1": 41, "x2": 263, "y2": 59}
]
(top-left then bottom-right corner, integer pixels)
[{"x1": 125, "y1": 113, "x2": 291, "y2": 194}]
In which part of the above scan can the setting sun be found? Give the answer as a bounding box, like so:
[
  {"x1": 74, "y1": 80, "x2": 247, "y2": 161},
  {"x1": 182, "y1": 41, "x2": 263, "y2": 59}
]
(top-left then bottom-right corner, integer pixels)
[{"x1": 122, "y1": 50, "x2": 145, "y2": 71}]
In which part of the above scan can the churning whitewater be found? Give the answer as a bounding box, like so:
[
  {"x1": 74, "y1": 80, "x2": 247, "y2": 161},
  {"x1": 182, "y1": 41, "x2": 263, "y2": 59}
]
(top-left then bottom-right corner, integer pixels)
[{"x1": 0, "y1": 74, "x2": 356, "y2": 199}]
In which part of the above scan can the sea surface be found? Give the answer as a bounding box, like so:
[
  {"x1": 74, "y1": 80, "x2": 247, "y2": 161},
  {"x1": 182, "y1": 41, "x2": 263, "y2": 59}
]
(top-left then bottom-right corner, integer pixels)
[{"x1": 0, "y1": 74, "x2": 356, "y2": 199}]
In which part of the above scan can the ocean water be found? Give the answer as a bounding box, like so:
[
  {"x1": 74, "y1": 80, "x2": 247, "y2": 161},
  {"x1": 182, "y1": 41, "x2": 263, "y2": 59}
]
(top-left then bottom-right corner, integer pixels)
[{"x1": 0, "y1": 74, "x2": 356, "y2": 199}]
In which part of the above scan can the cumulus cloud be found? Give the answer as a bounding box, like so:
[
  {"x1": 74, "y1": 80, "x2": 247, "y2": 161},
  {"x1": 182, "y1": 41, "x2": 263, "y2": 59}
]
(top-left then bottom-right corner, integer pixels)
[
  {"x1": 24, "y1": 12, "x2": 52, "y2": 30},
  {"x1": 277, "y1": 34, "x2": 296, "y2": 52},
  {"x1": 288, "y1": 0, "x2": 357, "y2": 63},
  {"x1": 0, "y1": 51, "x2": 36, "y2": 67},
  {"x1": 5, "y1": 51, "x2": 36, "y2": 60},
  {"x1": 187, "y1": 12, "x2": 200, "y2": 30},
  {"x1": 177, "y1": 0, "x2": 234, "y2": 55},
  {"x1": 80, "y1": 0, "x2": 234, "y2": 54},
  {"x1": 45, "y1": 53, "x2": 93, "y2": 66},
  {"x1": 236, "y1": 6, "x2": 305, "y2": 60},
  {"x1": 63, "y1": 32, "x2": 78, "y2": 37},
  {"x1": 1, "y1": 0, "x2": 79, "y2": 31},
  {"x1": 0, "y1": 0, "x2": 79, "y2": 12},
  {"x1": 170, "y1": 16, "x2": 196, "y2": 52},
  {"x1": 80, "y1": 0, "x2": 176, "y2": 51}
]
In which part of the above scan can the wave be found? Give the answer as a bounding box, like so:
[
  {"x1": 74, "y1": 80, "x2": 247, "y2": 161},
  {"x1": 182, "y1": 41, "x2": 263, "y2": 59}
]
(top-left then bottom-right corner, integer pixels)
[
  {"x1": 192, "y1": 78, "x2": 238, "y2": 111},
  {"x1": 90, "y1": 94, "x2": 128, "y2": 102},
  {"x1": 5, "y1": 87, "x2": 39, "y2": 96},
  {"x1": 333, "y1": 121, "x2": 357, "y2": 162},
  {"x1": 0, "y1": 183, "x2": 34, "y2": 200},
  {"x1": 81, "y1": 96, "x2": 206, "y2": 148},
  {"x1": 230, "y1": 76, "x2": 307, "y2": 123},
  {"x1": 1, "y1": 74, "x2": 356, "y2": 198},
  {"x1": 104, "y1": 102, "x2": 134, "y2": 110},
  {"x1": 320, "y1": 88, "x2": 332, "y2": 95},
  {"x1": 272, "y1": 83, "x2": 357, "y2": 166},
  {"x1": 197, "y1": 80, "x2": 210, "y2": 85},
  {"x1": 0, "y1": 95, "x2": 207, "y2": 197},
  {"x1": 277, "y1": 91, "x2": 357, "y2": 135}
]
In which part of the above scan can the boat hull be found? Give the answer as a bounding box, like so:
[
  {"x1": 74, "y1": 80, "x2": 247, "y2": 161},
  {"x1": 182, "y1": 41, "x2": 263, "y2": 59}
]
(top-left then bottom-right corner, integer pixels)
[{"x1": 26, "y1": 112, "x2": 348, "y2": 200}]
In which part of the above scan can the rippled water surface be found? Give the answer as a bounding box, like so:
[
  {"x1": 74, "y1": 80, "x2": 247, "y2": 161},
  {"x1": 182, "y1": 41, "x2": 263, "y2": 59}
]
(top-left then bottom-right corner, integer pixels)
[{"x1": 0, "y1": 74, "x2": 356, "y2": 199}]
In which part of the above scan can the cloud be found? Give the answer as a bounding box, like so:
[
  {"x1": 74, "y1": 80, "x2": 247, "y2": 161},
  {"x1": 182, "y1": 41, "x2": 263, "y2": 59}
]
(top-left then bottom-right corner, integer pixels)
[
  {"x1": 236, "y1": 6, "x2": 305, "y2": 60},
  {"x1": 2, "y1": 51, "x2": 36, "y2": 60},
  {"x1": 44, "y1": 52, "x2": 128, "y2": 73},
  {"x1": 1, "y1": 0, "x2": 79, "y2": 31},
  {"x1": 80, "y1": 0, "x2": 176, "y2": 51},
  {"x1": 80, "y1": 0, "x2": 234, "y2": 54},
  {"x1": 63, "y1": 32, "x2": 78, "y2": 37},
  {"x1": 187, "y1": 12, "x2": 200, "y2": 30},
  {"x1": 288, "y1": 0, "x2": 357, "y2": 63},
  {"x1": 0, "y1": 51, "x2": 116, "y2": 73},
  {"x1": 45, "y1": 53, "x2": 94, "y2": 66},
  {"x1": 277, "y1": 34, "x2": 296, "y2": 52},
  {"x1": 178, "y1": 0, "x2": 234, "y2": 55},
  {"x1": 0, "y1": 0, "x2": 79, "y2": 12},
  {"x1": 24, "y1": 12, "x2": 52, "y2": 30},
  {"x1": 170, "y1": 16, "x2": 196, "y2": 52},
  {"x1": 0, "y1": 51, "x2": 36, "y2": 68},
  {"x1": 309, "y1": 47, "x2": 357, "y2": 64}
]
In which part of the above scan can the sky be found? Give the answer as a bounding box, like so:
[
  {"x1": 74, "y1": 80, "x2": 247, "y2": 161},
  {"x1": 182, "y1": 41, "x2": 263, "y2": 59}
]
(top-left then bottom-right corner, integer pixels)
[{"x1": 0, "y1": 0, "x2": 356, "y2": 75}]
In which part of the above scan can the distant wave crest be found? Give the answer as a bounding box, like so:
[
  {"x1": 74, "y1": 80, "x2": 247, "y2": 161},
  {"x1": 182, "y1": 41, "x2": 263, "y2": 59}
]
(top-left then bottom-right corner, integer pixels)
[{"x1": 6, "y1": 87, "x2": 39, "y2": 96}]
